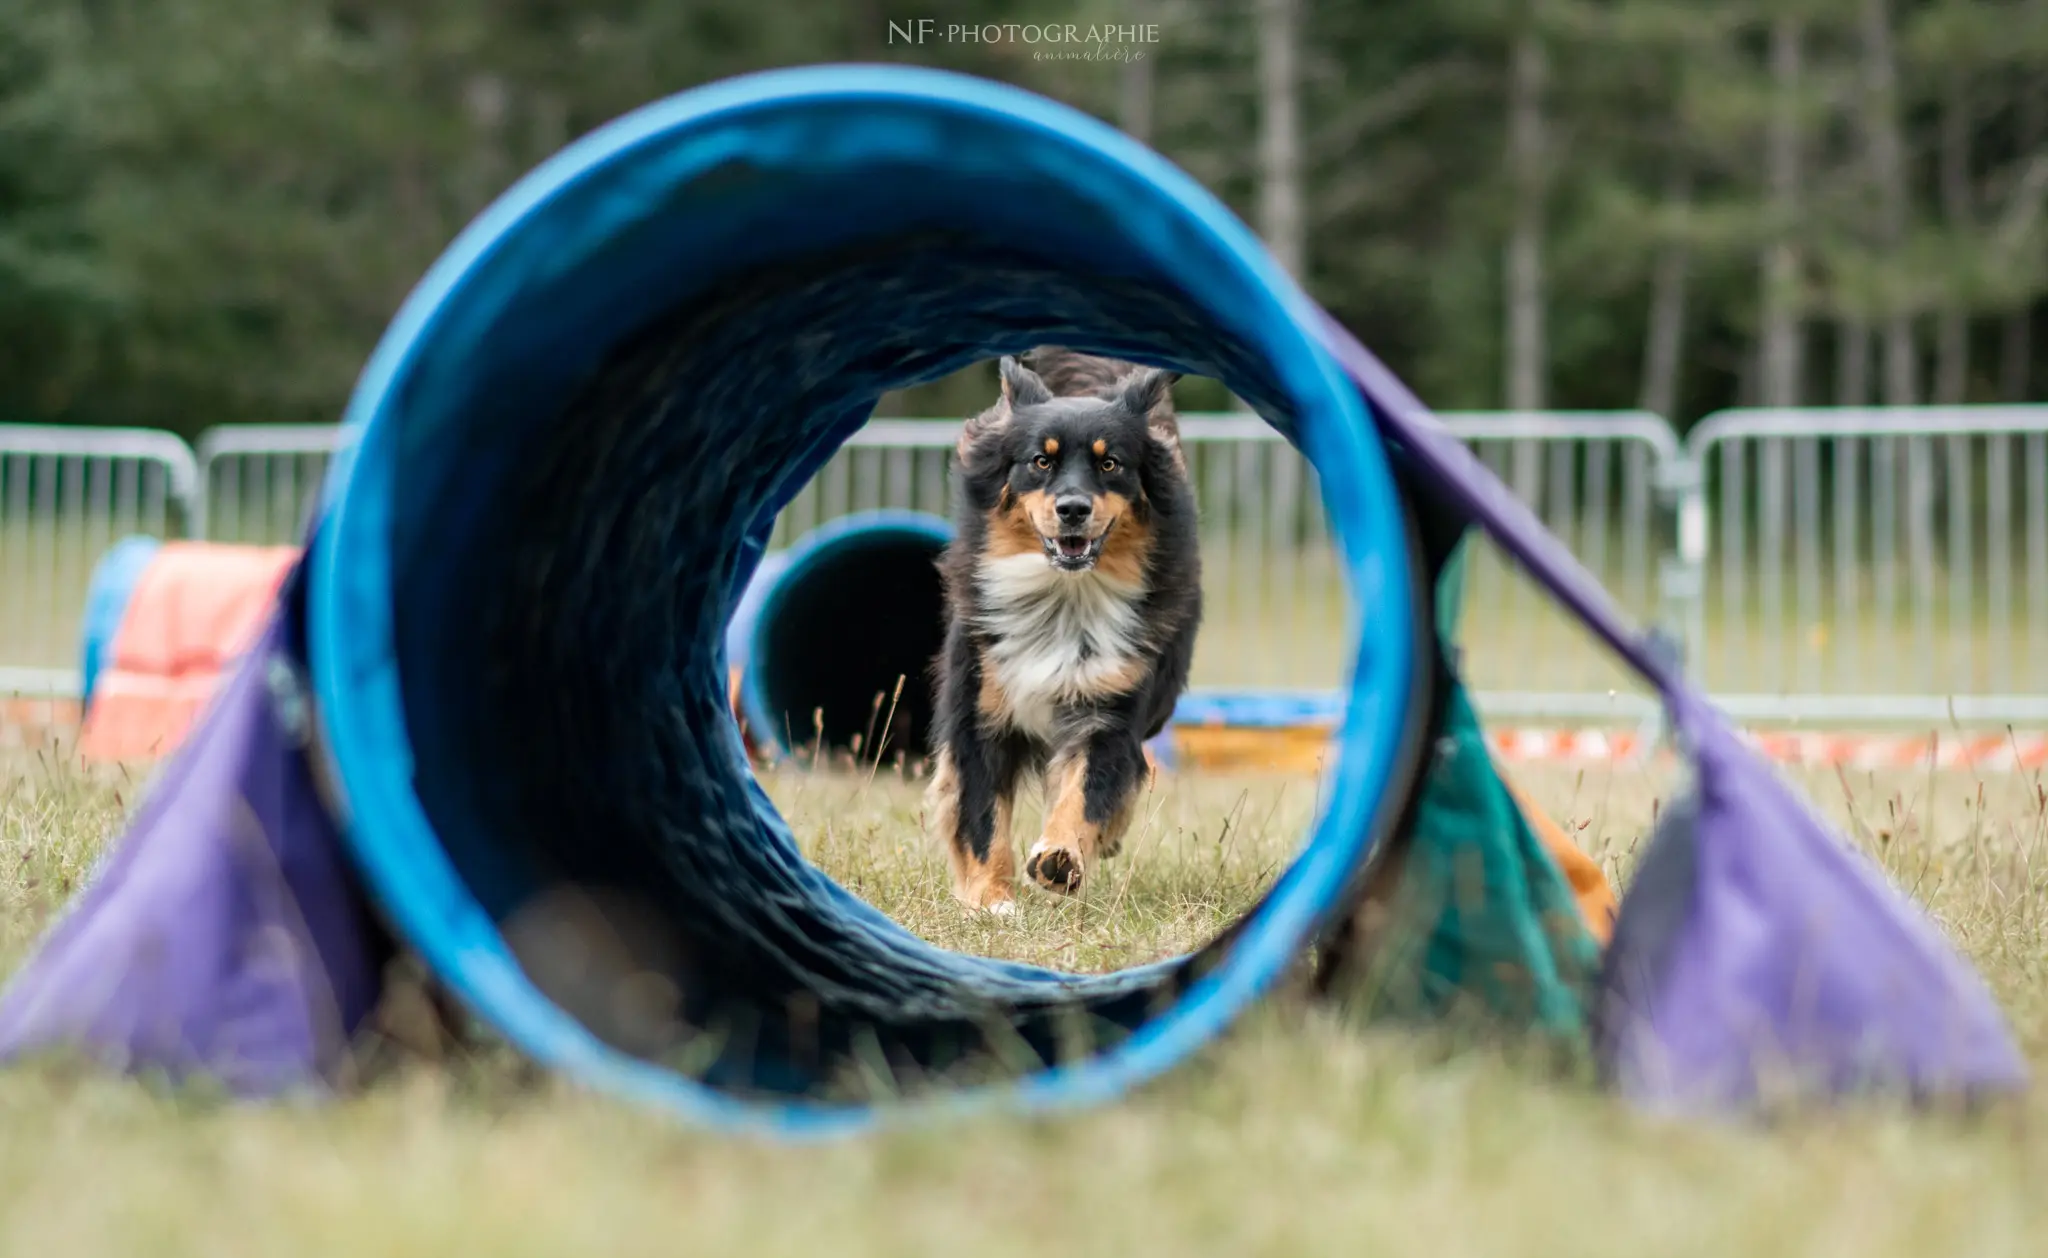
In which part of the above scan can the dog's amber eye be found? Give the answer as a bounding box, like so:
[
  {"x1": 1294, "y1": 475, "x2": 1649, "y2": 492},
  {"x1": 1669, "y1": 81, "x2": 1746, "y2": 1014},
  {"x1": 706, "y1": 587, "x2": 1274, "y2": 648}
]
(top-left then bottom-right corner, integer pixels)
[
  {"x1": 1099, "y1": 457, "x2": 1118, "y2": 474},
  {"x1": 1032, "y1": 454, "x2": 1052, "y2": 470}
]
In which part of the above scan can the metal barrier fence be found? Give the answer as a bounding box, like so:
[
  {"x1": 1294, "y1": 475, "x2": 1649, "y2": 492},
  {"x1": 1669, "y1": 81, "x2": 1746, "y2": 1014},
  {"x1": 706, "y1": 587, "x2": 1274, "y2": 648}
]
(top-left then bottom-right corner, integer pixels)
[
  {"x1": 0, "y1": 425, "x2": 201, "y2": 694},
  {"x1": 1673, "y1": 406, "x2": 2048, "y2": 723},
  {"x1": 6, "y1": 404, "x2": 2047, "y2": 726},
  {"x1": 691, "y1": 410, "x2": 1677, "y2": 711},
  {"x1": 1427, "y1": 411, "x2": 1679, "y2": 721},
  {"x1": 193, "y1": 424, "x2": 338, "y2": 545},
  {"x1": 147, "y1": 410, "x2": 1685, "y2": 707}
]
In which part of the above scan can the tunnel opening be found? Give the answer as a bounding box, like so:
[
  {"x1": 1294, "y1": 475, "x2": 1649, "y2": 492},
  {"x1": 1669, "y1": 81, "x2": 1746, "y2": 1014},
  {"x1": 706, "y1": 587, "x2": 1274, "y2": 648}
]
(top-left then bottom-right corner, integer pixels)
[
  {"x1": 303, "y1": 67, "x2": 1423, "y2": 1129},
  {"x1": 748, "y1": 514, "x2": 949, "y2": 765}
]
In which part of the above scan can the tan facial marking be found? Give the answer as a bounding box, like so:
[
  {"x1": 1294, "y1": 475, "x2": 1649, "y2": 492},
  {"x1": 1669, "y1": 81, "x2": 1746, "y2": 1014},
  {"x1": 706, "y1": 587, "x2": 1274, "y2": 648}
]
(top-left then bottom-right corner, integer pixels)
[
  {"x1": 985, "y1": 492, "x2": 1050, "y2": 557},
  {"x1": 1094, "y1": 492, "x2": 1154, "y2": 584},
  {"x1": 1043, "y1": 438, "x2": 1059, "y2": 455},
  {"x1": 1017, "y1": 487, "x2": 1062, "y2": 538},
  {"x1": 1092, "y1": 438, "x2": 1107, "y2": 457}
]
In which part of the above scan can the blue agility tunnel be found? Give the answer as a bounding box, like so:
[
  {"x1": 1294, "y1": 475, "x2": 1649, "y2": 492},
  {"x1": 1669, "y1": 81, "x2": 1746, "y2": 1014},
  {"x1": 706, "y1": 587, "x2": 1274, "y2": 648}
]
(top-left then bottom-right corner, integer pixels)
[
  {"x1": 311, "y1": 64, "x2": 1429, "y2": 1131},
  {"x1": 726, "y1": 510, "x2": 954, "y2": 763},
  {"x1": 0, "y1": 64, "x2": 2024, "y2": 1134}
]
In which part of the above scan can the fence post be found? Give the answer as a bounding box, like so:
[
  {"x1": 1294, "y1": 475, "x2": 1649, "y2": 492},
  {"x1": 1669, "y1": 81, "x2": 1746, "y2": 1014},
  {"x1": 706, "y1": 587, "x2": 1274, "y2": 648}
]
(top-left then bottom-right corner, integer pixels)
[
  {"x1": 0, "y1": 424, "x2": 202, "y2": 696},
  {"x1": 1655, "y1": 446, "x2": 1706, "y2": 678}
]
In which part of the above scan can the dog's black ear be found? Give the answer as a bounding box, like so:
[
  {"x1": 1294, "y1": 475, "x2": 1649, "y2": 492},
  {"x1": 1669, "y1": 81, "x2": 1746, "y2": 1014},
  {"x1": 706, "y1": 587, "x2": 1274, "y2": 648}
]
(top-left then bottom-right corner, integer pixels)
[
  {"x1": 957, "y1": 400, "x2": 1011, "y2": 463},
  {"x1": 1115, "y1": 365, "x2": 1180, "y2": 420},
  {"x1": 1120, "y1": 367, "x2": 1186, "y2": 473},
  {"x1": 999, "y1": 355, "x2": 1053, "y2": 408}
]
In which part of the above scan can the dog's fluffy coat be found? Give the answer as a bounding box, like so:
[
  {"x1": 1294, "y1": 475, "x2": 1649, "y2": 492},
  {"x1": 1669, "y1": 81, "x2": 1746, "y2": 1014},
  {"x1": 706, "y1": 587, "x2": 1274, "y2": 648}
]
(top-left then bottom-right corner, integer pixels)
[{"x1": 924, "y1": 347, "x2": 1202, "y2": 910}]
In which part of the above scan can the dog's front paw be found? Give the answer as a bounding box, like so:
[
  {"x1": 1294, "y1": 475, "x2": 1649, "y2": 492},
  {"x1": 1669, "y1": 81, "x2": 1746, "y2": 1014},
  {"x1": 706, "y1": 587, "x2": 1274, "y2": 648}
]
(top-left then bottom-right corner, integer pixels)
[
  {"x1": 952, "y1": 878, "x2": 1017, "y2": 916},
  {"x1": 1025, "y1": 841, "x2": 1085, "y2": 895}
]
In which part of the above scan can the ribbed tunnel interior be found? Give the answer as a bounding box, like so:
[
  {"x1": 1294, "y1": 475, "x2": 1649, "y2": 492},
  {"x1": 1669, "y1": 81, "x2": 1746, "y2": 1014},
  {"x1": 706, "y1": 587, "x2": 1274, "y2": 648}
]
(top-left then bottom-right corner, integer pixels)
[{"x1": 303, "y1": 69, "x2": 1425, "y2": 1126}]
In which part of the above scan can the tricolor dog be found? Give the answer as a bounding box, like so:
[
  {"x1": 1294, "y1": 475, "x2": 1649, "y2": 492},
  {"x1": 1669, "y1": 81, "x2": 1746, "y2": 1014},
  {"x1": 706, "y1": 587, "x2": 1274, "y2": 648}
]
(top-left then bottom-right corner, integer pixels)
[{"x1": 924, "y1": 348, "x2": 1201, "y2": 911}]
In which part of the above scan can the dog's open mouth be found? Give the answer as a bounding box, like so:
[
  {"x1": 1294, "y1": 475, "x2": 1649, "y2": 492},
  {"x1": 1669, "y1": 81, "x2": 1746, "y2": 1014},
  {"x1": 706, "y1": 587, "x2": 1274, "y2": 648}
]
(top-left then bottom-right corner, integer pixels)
[{"x1": 1042, "y1": 529, "x2": 1107, "y2": 571}]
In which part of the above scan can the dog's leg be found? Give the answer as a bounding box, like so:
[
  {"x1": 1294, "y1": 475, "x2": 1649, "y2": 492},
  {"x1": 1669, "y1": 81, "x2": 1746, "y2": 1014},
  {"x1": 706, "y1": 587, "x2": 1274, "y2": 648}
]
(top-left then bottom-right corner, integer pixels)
[
  {"x1": 1096, "y1": 788, "x2": 1138, "y2": 860},
  {"x1": 928, "y1": 618, "x2": 1021, "y2": 914},
  {"x1": 927, "y1": 743, "x2": 1018, "y2": 914},
  {"x1": 1026, "y1": 734, "x2": 1145, "y2": 895},
  {"x1": 1063, "y1": 751, "x2": 1140, "y2": 863}
]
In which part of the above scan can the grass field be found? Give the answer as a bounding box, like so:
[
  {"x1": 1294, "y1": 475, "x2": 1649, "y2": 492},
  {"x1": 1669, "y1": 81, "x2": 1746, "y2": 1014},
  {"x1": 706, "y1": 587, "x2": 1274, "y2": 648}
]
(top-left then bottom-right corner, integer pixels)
[{"x1": 5, "y1": 739, "x2": 2048, "y2": 1257}]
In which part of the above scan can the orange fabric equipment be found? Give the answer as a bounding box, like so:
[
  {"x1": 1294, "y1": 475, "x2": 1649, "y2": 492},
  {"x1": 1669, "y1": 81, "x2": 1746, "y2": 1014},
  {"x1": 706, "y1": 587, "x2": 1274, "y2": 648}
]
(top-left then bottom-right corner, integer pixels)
[
  {"x1": 77, "y1": 543, "x2": 301, "y2": 763},
  {"x1": 1499, "y1": 769, "x2": 1619, "y2": 946}
]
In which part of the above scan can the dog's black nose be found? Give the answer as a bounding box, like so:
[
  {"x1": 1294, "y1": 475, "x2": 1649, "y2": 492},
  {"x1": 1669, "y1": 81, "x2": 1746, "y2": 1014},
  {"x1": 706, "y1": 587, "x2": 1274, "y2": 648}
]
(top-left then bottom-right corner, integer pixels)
[{"x1": 1055, "y1": 495, "x2": 1092, "y2": 525}]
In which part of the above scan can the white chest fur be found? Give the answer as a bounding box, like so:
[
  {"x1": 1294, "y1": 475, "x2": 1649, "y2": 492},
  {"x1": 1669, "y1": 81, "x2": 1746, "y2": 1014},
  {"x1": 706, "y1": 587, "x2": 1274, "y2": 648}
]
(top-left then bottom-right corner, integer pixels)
[{"x1": 973, "y1": 554, "x2": 1147, "y2": 741}]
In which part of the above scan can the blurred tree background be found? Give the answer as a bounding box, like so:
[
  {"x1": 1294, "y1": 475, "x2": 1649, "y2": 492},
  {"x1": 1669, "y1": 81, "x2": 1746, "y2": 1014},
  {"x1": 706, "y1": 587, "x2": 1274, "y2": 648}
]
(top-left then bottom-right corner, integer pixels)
[{"x1": 0, "y1": 0, "x2": 2043, "y2": 436}]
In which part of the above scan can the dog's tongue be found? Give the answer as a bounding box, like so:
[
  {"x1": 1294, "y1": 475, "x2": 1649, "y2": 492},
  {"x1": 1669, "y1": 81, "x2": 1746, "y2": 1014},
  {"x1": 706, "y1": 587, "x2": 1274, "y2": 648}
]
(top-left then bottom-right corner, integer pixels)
[{"x1": 1056, "y1": 536, "x2": 1091, "y2": 558}]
